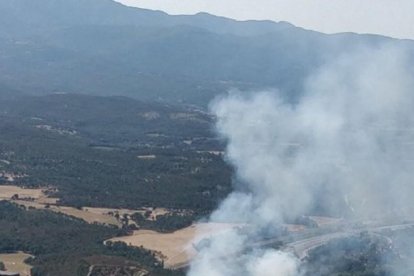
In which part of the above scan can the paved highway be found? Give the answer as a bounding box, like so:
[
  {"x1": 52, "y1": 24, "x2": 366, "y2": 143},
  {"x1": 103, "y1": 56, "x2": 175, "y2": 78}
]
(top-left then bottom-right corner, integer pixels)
[
  {"x1": 173, "y1": 222, "x2": 414, "y2": 269},
  {"x1": 283, "y1": 222, "x2": 414, "y2": 260}
]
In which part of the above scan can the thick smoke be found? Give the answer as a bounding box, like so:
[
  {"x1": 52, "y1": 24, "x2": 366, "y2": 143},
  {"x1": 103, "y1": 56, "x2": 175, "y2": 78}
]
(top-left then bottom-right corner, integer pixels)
[{"x1": 188, "y1": 44, "x2": 414, "y2": 276}]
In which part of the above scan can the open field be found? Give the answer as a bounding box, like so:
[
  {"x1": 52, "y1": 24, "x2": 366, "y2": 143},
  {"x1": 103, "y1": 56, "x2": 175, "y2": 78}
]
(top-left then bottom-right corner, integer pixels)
[
  {"x1": 108, "y1": 223, "x2": 243, "y2": 268},
  {"x1": 0, "y1": 185, "x2": 46, "y2": 200},
  {"x1": 83, "y1": 207, "x2": 170, "y2": 221},
  {"x1": 108, "y1": 222, "x2": 316, "y2": 268},
  {"x1": 0, "y1": 185, "x2": 121, "y2": 226},
  {"x1": 0, "y1": 185, "x2": 59, "y2": 204},
  {"x1": 13, "y1": 200, "x2": 172, "y2": 227},
  {"x1": 0, "y1": 252, "x2": 33, "y2": 276},
  {"x1": 1, "y1": 185, "x2": 174, "y2": 227},
  {"x1": 12, "y1": 200, "x2": 122, "y2": 227}
]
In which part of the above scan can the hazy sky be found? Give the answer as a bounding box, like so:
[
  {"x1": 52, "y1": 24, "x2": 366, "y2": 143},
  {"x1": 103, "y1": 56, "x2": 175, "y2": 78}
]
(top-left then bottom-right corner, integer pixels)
[{"x1": 116, "y1": 0, "x2": 414, "y2": 39}]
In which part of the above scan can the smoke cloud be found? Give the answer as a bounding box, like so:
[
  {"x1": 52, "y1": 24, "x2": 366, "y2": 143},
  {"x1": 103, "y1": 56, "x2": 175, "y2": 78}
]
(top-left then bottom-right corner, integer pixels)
[{"x1": 187, "y1": 43, "x2": 414, "y2": 275}]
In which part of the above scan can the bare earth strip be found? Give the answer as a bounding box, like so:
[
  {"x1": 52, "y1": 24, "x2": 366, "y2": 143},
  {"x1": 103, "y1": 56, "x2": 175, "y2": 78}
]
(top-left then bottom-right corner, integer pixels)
[{"x1": 0, "y1": 252, "x2": 33, "y2": 276}]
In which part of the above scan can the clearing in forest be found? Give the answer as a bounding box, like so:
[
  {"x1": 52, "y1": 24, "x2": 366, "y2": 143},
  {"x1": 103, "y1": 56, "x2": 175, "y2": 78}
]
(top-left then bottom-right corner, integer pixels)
[
  {"x1": 0, "y1": 252, "x2": 33, "y2": 276},
  {"x1": 107, "y1": 223, "x2": 242, "y2": 269},
  {"x1": 1, "y1": 185, "x2": 174, "y2": 227}
]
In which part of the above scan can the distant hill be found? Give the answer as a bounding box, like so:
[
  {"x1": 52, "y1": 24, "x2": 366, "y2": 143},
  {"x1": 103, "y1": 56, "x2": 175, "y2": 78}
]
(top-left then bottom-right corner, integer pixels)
[
  {"x1": 0, "y1": 0, "x2": 411, "y2": 106},
  {"x1": 0, "y1": 0, "x2": 298, "y2": 36}
]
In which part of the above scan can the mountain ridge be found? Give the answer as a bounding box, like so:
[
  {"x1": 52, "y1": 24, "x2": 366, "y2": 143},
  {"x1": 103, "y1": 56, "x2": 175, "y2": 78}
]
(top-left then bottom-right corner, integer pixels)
[{"x1": 0, "y1": 0, "x2": 412, "y2": 106}]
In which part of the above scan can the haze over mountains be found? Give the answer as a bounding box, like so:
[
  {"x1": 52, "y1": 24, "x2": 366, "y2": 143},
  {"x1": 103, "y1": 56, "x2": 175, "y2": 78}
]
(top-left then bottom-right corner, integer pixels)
[
  {"x1": 0, "y1": 0, "x2": 412, "y2": 106},
  {"x1": 3, "y1": 1, "x2": 414, "y2": 275}
]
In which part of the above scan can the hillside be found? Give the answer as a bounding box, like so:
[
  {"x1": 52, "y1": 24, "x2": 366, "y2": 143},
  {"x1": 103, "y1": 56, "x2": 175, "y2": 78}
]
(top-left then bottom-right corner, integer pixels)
[
  {"x1": 0, "y1": 201, "x2": 183, "y2": 275},
  {"x1": 0, "y1": 0, "x2": 406, "y2": 106},
  {"x1": 0, "y1": 94, "x2": 232, "y2": 211}
]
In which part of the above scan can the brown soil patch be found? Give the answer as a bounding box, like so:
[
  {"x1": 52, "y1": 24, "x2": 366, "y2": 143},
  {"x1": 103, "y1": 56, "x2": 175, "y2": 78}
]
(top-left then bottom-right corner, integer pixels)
[{"x1": 0, "y1": 252, "x2": 33, "y2": 276}]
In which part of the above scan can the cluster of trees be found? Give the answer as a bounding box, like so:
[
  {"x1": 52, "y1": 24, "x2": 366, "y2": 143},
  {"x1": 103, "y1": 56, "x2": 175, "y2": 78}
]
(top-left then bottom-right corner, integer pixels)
[
  {"x1": 0, "y1": 93, "x2": 231, "y2": 274},
  {"x1": 305, "y1": 233, "x2": 398, "y2": 276},
  {"x1": 0, "y1": 201, "x2": 184, "y2": 276},
  {"x1": 0, "y1": 94, "x2": 215, "y2": 149},
  {"x1": 0, "y1": 101, "x2": 232, "y2": 212},
  {"x1": 131, "y1": 212, "x2": 196, "y2": 233}
]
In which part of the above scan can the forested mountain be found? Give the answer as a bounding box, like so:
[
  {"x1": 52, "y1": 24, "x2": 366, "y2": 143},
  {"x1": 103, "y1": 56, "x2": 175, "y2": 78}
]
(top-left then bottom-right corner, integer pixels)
[
  {"x1": 0, "y1": 0, "x2": 294, "y2": 36},
  {"x1": 0, "y1": 0, "x2": 409, "y2": 106}
]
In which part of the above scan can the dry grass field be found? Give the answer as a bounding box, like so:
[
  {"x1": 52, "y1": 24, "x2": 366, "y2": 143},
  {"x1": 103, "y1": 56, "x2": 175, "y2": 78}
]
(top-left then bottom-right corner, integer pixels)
[
  {"x1": 0, "y1": 186, "x2": 323, "y2": 272},
  {"x1": 1, "y1": 185, "x2": 173, "y2": 227},
  {"x1": 107, "y1": 222, "x2": 312, "y2": 268},
  {"x1": 0, "y1": 185, "x2": 45, "y2": 200},
  {"x1": 0, "y1": 185, "x2": 121, "y2": 226},
  {"x1": 0, "y1": 252, "x2": 33, "y2": 276},
  {"x1": 0, "y1": 185, "x2": 59, "y2": 205},
  {"x1": 12, "y1": 200, "x2": 121, "y2": 227},
  {"x1": 83, "y1": 207, "x2": 169, "y2": 221},
  {"x1": 108, "y1": 223, "x2": 243, "y2": 268}
]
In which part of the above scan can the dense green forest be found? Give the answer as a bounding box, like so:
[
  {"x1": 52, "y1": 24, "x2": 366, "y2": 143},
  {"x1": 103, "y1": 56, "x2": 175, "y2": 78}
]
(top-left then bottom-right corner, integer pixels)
[
  {"x1": 304, "y1": 230, "x2": 414, "y2": 276},
  {"x1": 0, "y1": 201, "x2": 184, "y2": 276},
  {"x1": 0, "y1": 93, "x2": 227, "y2": 274},
  {"x1": 130, "y1": 212, "x2": 196, "y2": 233},
  {"x1": 0, "y1": 94, "x2": 232, "y2": 212},
  {"x1": 0, "y1": 93, "x2": 216, "y2": 149}
]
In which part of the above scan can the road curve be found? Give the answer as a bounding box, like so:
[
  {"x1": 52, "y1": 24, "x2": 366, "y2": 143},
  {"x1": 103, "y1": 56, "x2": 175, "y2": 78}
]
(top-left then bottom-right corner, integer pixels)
[
  {"x1": 170, "y1": 222, "x2": 414, "y2": 270},
  {"x1": 283, "y1": 222, "x2": 414, "y2": 260}
]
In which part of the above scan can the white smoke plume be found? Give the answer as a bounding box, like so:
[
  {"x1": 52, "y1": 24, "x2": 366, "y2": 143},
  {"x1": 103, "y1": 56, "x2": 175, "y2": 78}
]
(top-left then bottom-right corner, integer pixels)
[{"x1": 188, "y1": 43, "x2": 414, "y2": 276}]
